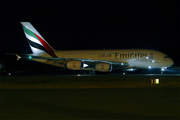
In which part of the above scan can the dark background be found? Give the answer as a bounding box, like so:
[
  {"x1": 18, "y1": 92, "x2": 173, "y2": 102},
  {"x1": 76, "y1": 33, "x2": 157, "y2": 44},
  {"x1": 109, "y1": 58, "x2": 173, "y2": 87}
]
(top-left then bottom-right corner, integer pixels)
[{"x1": 0, "y1": 0, "x2": 179, "y2": 67}]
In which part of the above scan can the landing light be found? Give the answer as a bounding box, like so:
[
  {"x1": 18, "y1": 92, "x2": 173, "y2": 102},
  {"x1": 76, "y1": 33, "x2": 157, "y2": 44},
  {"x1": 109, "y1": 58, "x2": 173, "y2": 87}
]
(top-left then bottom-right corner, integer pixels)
[
  {"x1": 161, "y1": 68, "x2": 165, "y2": 71},
  {"x1": 121, "y1": 63, "x2": 123, "y2": 65},
  {"x1": 149, "y1": 66, "x2": 151, "y2": 69}
]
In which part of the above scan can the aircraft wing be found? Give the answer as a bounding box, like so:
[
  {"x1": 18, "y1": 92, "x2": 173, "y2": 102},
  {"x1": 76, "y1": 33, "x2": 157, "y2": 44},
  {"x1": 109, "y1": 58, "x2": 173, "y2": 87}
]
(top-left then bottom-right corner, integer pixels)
[{"x1": 16, "y1": 54, "x2": 130, "y2": 69}]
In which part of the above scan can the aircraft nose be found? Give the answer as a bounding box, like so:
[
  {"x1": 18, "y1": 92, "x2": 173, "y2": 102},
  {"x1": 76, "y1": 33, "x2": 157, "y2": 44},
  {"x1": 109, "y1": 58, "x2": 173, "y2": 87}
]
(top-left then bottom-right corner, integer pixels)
[
  {"x1": 163, "y1": 58, "x2": 174, "y2": 67},
  {"x1": 167, "y1": 58, "x2": 174, "y2": 67},
  {"x1": 169, "y1": 58, "x2": 174, "y2": 66}
]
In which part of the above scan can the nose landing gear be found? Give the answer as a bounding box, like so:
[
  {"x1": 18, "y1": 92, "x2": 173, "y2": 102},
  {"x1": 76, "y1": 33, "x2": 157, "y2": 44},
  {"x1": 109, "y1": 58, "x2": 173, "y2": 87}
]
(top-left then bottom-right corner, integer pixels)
[{"x1": 161, "y1": 67, "x2": 167, "y2": 74}]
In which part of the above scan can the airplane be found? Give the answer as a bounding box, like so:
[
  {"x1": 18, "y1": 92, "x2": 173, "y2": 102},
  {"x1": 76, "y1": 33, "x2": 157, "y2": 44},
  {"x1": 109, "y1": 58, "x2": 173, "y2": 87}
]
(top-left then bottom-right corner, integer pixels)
[{"x1": 15, "y1": 22, "x2": 174, "y2": 74}]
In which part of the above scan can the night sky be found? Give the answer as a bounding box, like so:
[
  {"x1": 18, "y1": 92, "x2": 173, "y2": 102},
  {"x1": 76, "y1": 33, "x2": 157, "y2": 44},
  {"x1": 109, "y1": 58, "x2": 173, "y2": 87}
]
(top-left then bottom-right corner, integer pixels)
[{"x1": 1, "y1": 0, "x2": 179, "y2": 66}]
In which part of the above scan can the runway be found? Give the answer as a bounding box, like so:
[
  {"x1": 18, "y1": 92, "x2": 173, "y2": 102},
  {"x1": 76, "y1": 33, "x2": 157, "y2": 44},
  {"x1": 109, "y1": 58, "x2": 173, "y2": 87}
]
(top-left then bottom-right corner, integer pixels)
[
  {"x1": 0, "y1": 88, "x2": 179, "y2": 119},
  {"x1": 71, "y1": 73, "x2": 180, "y2": 77},
  {"x1": 0, "y1": 74, "x2": 179, "y2": 119},
  {"x1": 0, "y1": 74, "x2": 179, "y2": 89}
]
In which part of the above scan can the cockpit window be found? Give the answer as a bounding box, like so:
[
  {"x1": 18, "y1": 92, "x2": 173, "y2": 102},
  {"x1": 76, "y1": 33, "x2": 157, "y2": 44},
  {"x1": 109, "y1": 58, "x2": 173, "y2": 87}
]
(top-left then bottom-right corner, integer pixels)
[{"x1": 164, "y1": 56, "x2": 169, "y2": 58}]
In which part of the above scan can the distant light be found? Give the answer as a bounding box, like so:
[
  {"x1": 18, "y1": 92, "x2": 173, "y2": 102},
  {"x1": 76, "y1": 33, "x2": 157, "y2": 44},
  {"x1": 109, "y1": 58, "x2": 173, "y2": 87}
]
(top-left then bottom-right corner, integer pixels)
[
  {"x1": 161, "y1": 68, "x2": 165, "y2": 71},
  {"x1": 8, "y1": 73, "x2": 11, "y2": 76},
  {"x1": 121, "y1": 63, "x2": 123, "y2": 65},
  {"x1": 123, "y1": 73, "x2": 125, "y2": 75},
  {"x1": 152, "y1": 60, "x2": 154, "y2": 63},
  {"x1": 151, "y1": 79, "x2": 160, "y2": 84},
  {"x1": 146, "y1": 56, "x2": 149, "y2": 59},
  {"x1": 149, "y1": 66, "x2": 151, "y2": 69},
  {"x1": 29, "y1": 56, "x2": 32, "y2": 59},
  {"x1": 78, "y1": 74, "x2": 80, "y2": 76},
  {"x1": 155, "y1": 79, "x2": 159, "y2": 84}
]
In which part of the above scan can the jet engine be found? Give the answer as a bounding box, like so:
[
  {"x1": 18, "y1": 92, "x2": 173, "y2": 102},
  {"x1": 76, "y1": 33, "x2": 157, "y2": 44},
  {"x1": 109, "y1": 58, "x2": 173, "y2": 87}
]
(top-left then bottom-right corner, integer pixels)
[
  {"x1": 67, "y1": 60, "x2": 83, "y2": 70},
  {"x1": 95, "y1": 63, "x2": 112, "y2": 72}
]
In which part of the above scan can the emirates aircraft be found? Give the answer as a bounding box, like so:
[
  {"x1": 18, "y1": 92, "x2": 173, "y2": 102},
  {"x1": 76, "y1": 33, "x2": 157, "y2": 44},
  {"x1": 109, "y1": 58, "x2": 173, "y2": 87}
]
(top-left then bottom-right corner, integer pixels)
[{"x1": 16, "y1": 22, "x2": 174, "y2": 74}]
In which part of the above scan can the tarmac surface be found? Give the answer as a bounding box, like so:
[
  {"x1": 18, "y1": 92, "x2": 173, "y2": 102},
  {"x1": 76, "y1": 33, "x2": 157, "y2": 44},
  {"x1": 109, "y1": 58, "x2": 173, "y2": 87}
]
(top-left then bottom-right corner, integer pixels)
[
  {"x1": 1, "y1": 88, "x2": 179, "y2": 120},
  {"x1": 0, "y1": 74, "x2": 180, "y2": 119}
]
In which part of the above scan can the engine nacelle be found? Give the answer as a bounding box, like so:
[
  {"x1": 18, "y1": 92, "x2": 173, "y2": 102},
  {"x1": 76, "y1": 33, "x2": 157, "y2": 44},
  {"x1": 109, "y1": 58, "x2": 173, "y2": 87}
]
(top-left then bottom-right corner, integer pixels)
[
  {"x1": 67, "y1": 60, "x2": 83, "y2": 70},
  {"x1": 95, "y1": 63, "x2": 112, "y2": 72}
]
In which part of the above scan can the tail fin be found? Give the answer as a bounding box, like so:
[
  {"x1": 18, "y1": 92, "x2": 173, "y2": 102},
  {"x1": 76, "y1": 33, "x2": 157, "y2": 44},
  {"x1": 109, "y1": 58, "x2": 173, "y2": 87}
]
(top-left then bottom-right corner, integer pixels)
[{"x1": 20, "y1": 22, "x2": 57, "y2": 58}]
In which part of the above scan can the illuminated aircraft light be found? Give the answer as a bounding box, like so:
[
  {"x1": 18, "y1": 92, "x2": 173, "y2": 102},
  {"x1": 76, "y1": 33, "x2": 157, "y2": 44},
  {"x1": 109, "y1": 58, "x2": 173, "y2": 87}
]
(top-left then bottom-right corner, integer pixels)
[
  {"x1": 149, "y1": 66, "x2": 151, "y2": 69},
  {"x1": 16, "y1": 55, "x2": 21, "y2": 61},
  {"x1": 121, "y1": 63, "x2": 123, "y2": 65},
  {"x1": 161, "y1": 68, "x2": 165, "y2": 71},
  {"x1": 152, "y1": 60, "x2": 154, "y2": 63},
  {"x1": 125, "y1": 68, "x2": 135, "y2": 71},
  {"x1": 83, "y1": 64, "x2": 88, "y2": 68},
  {"x1": 146, "y1": 56, "x2": 149, "y2": 59},
  {"x1": 29, "y1": 56, "x2": 32, "y2": 59},
  {"x1": 123, "y1": 73, "x2": 125, "y2": 75}
]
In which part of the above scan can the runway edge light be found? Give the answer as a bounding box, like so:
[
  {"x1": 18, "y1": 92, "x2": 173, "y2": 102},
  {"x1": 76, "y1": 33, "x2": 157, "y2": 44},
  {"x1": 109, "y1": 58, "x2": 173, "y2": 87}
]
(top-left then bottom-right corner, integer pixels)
[
  {"x1": 151, "y1": 79, "x2": 160, "y2": 84},
  {"x1": 155, "y1": 79, "x2": 159, "y2": 84}
]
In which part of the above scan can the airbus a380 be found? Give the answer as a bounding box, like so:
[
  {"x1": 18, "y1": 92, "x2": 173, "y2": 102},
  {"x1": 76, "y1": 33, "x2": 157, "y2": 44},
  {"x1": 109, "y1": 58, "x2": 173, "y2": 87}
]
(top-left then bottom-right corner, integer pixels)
[{"x1": 16, "y1": 22, "x2": 174, "y2": 74}]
